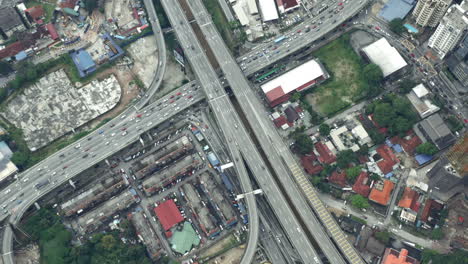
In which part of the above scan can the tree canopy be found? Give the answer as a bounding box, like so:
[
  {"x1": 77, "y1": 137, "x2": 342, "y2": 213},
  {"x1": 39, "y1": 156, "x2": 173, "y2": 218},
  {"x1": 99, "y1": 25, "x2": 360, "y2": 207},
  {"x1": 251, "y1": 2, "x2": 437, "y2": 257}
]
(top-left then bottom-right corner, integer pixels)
[
  {"x1": 293, "y1": 133, "x2": 315, "y2": 155},
  {"x1": 421, "y1": 249, "x2": 468, "y2": 264},
  {"x1": 416, "y1": 142, "x2": 438, "y2": 155},
  {"x1": 336, "y1": 150, "x2": 358, "y2": 169},
  {"x1": 350, "y1": 194, "x2": 370, "y2": 209},
  {"x1": 374, "y1": 231, "x2": 391, "y2": 244},
  {"x1": 345, "y1": 166, "x2": 362, "y2": 183},
  {"x1": 0, "y1": 61, "x2": 13, "y2": 76},
  {"x1": 389, "y1": 18, "x2": 406, "y2": 35},
  {"x1": 399, "y1": 78, "x2": 417, "y2": 94},
  {"x1": 363, "y1": 63, "x2": 384, "y2": 85},
  {"x1": 319, "y1": 123, "x2": 331, "y2": 136}
]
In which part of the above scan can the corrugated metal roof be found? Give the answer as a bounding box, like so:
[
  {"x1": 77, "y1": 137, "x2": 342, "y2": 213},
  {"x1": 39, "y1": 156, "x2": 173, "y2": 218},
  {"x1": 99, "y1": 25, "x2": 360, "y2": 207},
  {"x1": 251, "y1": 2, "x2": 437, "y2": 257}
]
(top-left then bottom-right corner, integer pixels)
[{"x1": 362, "y1": 38, "x2": 407, "y2": 77}]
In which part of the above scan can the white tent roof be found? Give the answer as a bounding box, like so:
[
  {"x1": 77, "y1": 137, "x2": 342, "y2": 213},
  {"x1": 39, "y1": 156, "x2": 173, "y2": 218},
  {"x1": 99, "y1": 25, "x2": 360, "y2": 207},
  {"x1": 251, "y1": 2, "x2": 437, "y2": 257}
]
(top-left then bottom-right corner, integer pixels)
[
  {"x1": 261, "y1": 59, "x2": 324, "y2": 94},
  {"x1": 412, "y1": 83, "x2": 429, "y2": 98},
  {"x1": 232, "y1": 3, "x2": 250, "y2": 26},
  {"x1": 259, "y1": 0, "x2": 279, "y2": 21},
  {"x1": 362, "y1": 38, "x2": 407, "y2": 77}
]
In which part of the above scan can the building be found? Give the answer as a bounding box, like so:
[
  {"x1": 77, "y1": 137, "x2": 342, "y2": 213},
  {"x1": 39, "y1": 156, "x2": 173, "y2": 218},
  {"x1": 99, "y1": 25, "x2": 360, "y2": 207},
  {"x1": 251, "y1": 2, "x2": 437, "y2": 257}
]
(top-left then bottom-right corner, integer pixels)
[
  {"x1": 330, "y1": 126, "x2": 360, "y2": 152},
  {"x1": 412, "y1": 0, "x2": 452, "y2": 27},
  {"x1": 24, "y1": 6, "x2": 44, "y2": 24},
  {"x1": 259, "y1": 0, "x2": 279, "y2": 21},
  {"x1": 314, "y1": 141, "x2": 337, "y2": 164},
  {"x1": 301, "y1": 155, "x2": 323, "y2": 175},
  {"x1": 328, "y1": 170, "x2": 348, "y2": 188},
  {"x1": 415, "y1": 113, "x2": 456, "y2": 150},
  {"x1": 352, "y1": 125, "x2": 372, "y2": 146},
  {"x1": 375, "y1": 145, "x2": 400, "y2": 175},
  {"x1": 428, "y1": 1, "x2": 468, "y2": 58},
  {"x1": 362, "y1": 38, "x2": 408, "y2": 77},
  {"x1": 70, "y1": 49, "x2": 97, "y2": 77},
  {"x1": 369, "y1": 180, "x2": 395, "y2": 206},
  {"x1": 352, "y1": 171, "x2": 372, "y2": 197},
  {"x1": 0, "y1": 7, "x2": 26, "y2": 41},
  {"x1": 381, "y1": 248, "x2": 420, "y2": 264},
  {"x1": 379, "y1": 0, "x2": 416, "y2": 22},
  {"x1": 0, "y1": 141, "x2": 18, "y2": 183},
  {"x1": 277, "y1": 0, "x2": 300, "y2": 13},
  {"x1": 406, "y1": 84, "x2": 440, "y2": 118},
  {"x1": 170, "y1": 222, "x2": 200, "y2": 254},
  {"x1": 45, "y1": 23, "x2": 59, "y2": 40},
  {"x1": 426, "y1": 134, "x2": 468, "y2": 201},
  {"x1": 261, "y1": 59, "x2": 327, "y2": 107},
  {"x1": 154, "y1": 199, "x2": 184, "y2": 231},
  {"x1": 397, "y1": 187, "x2": 420, "y2": 222},
  {"x1": 447, "y1": 33, "x2": 468, "y2": 85},
  {"x1": 247, "y1": 0, "x2": 259, "y2": 14},
  {"x1": 232, "y1": 2, "x2": 250, "y2": 26}
]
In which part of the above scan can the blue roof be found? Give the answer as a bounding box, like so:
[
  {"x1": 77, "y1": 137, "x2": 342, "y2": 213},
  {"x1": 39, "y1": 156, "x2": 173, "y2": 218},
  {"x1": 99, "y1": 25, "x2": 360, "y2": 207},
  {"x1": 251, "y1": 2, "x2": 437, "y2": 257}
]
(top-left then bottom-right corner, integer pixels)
[
  {"x1": 221, "y1": 173, "x2": 234, "y2": 191},
  {"x1": 392, "y1": 144, "x2": 403, "y2": 153},
  {"x1": 379, "y1": 0, "x2": 415, "y2": 22},
  {"x1": 385, "y1": 172, "x2": 394, "y2": 178},
  {"x1": 70, "y1": 49, "x2": 96, "y2": 77},
  {"x1": 415, "y1": 154, "x2": 432, "y2": 165},
  {"x1": 15, "y1": 51, "x2": 27, "y2": 61}
]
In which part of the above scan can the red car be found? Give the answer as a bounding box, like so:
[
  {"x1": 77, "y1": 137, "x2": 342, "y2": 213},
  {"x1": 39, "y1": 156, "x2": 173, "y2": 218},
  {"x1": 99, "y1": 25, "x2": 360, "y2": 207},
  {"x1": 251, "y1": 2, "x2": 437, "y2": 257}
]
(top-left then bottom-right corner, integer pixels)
[
  {"x1": 63, "y1": 165, "x2": 68, "y2": 169},
  {"x1": 121, "y1": 127, "x2": 127, "y2": 131},
  {"x1": 176, "y1": 92, "x2": 182, "y2": 96},
  {"x1": 170, "y1": 95, "x2": 175, "y2": 99},
  {"x1": 410, "y1": 53, "x2": 415, "y2": 58},
  {"x1": 170, "y1": 100, "x2": 175, "y2": 103},
  {"x1": 136, "y1": 114, "x2": 142, "y2": 118},
  {"x1": 297, "y1": 29, "x2": 302, "y2": 33},
  {"x1": 338, "y1": 2, "x2": 343, "y2": 5},
  {"x1": 375, "y1": 26, "x2": 380, "y2": 30},
  {"x1": 187, "y1": 95, "x2": 193, "y2": 99}
]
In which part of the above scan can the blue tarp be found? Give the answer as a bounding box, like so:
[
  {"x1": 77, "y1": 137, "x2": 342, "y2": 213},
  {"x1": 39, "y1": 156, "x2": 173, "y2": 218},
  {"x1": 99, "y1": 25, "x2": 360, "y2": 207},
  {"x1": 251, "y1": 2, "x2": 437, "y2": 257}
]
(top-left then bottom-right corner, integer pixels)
[
  {"x1": 415, "y1": 154, "x2": 432, "y2": 165},
  {"x1": 221, "y1": 173, "x2": 234, "y2": 192},
  {"x1": 385, "y1": 139, "x2": 393, "y2": 147},
  {"x1": 15, "y1": 51, "x2": 27, "y2": 61},
  {"x1": 392, "y1": 144, "x2": 403, "y2": 153},
  {"x1": 385, "y1": 172, "x2": 394, "y2": 178},
  {"x1": 379, "y1": 0, "x2": 415, "y2": 22}
]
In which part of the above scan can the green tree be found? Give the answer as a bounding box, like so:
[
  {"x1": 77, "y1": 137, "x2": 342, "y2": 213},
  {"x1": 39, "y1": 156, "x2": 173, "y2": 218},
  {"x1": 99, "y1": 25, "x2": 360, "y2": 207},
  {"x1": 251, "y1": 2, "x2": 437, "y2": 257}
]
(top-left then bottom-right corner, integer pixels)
[
  {"x1": 319, "y1": 123, "x2": 331, "y2": 136},
  {"x1": 369, "y1": 128, "x2": 386, "y2": 144},
  {"x1": 84, "y1": 0, "x2": 98, "y2": 12},
  {"x1": 370, "y1": 173, "x2": 380, "y2": 181},
  {"x1": 389, "y1": 18, "x2": 406, "y2": 35},
  {"x1": 311, "y1": 176, "x2": 321, "y2": 186},
  {"x1": 293, "y1": 133, "x2": 315, "y2": 155},
  {"x1": 11, "y1": 151, "x2": 29, "y2": 169},
  {"x1": 375, "y1": 231, "x2": 391, "y2": 244},
  {"x1": 345, "y1": 166, "x2": 362, "y2": 183},
  {"x1": 336, "y1": 150, "x2": 358, "y2": 168},
  {"x1": 430, "y1": 227, "x2": 444, "y2": 240},
  {"x1": 350, "y1": 194, "x2": 370, "y2": 209},
  {"x1": 291, "y1": 92, "x2": 301, "y2": 102},
  {"x1": 399, "y1": 78, "x2": 417, "y2": 94},
  {"x1": 416, "y1": 142, "x2": 438, "y2": 155},
  {"x1": 363, "y1": 63, "x2": 383, "y2": 84},
  {"x1": 0, "y1": 61, "x2": 13, "y2": 76},
  {"x1": 374, "y1": 103, "x2": 396, "y2": 127}
]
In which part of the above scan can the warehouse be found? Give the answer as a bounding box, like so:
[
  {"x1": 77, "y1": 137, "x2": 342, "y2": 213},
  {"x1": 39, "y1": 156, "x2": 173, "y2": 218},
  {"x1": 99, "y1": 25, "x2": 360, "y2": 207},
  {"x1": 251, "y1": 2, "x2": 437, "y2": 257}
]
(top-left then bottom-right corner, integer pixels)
[
  {"x1": 261, "y1": 59, "x2": 328, "y2": 107},
  {"x1": 259, "y1": 0, "x2": 279, "y2": 21},
  {"x1": 362, "y1": 38, "x2": 407, "y2": 77},
  {"x1": 154, "y1": 199, "x2": 185, "y2": 231}
]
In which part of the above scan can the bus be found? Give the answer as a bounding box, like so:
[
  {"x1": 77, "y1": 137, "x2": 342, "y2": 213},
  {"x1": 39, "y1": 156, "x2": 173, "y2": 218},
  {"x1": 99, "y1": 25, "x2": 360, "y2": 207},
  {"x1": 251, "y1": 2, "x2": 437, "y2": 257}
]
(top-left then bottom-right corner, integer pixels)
[{"x1": 255, "y1": 65, "x2": 286, "y2": 83}]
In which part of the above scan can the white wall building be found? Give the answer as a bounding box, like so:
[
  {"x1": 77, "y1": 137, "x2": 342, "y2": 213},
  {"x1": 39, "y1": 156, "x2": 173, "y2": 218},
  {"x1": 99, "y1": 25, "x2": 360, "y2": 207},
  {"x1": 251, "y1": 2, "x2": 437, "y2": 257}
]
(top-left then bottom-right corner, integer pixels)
[
  {"x1": 362, "y1": 38, "x2": 408, "y2": 77},
  {"x1": 412, "y1": 0, "x2": 452, "y2": 27},
  {"x1": 406, "y1": 84, "x2": 440, "y2": 118},
  {"x1": 259, "y1": 0, "x2": 279, "y2": 21},
  {"x1": 428, "y1": 1, "x2": 468, "y2": 58}
]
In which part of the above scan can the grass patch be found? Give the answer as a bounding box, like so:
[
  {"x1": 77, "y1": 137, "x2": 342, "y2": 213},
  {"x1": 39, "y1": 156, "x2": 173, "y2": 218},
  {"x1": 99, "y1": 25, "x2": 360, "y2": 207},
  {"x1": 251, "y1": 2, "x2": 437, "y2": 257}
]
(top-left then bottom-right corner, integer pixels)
[
  {"x1": 202, "y1": 0, "x2": 239, "y2": 53},
  {"x1": 152, "y1": 0, "x2": 170, "y2": 28},
  {"x1": 25, "y1": 0, "x2": 55, "y2": 23},
  {"x1": 309, "y1": 34, "x2": 368, "y2": 116}
]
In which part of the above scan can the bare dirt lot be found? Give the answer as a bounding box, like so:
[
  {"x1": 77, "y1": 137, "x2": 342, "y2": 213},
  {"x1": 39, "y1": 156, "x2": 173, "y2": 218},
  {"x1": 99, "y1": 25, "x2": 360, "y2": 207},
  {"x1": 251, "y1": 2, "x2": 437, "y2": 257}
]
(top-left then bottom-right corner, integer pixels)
[
  {"x1": 14, "y1": 244, "x2": 40, "y2": 264},
  {"x1": 126, "y1": 36, "x2": 159, "y2": 88}
]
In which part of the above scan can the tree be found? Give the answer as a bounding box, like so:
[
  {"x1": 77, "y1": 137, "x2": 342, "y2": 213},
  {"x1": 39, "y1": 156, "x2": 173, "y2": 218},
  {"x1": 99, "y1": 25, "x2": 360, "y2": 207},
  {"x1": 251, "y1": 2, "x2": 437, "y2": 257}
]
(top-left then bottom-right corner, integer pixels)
[
  {"x1": 311, "y1": 176, "x2": 321, "y2": 186},
  {"x1": 373, "y1": 103, "x2": 396, "y2": 127},
  {"x1": 11, "y1": 151, "x2": 29, "y2": 169},
  {"x1": 363, "y1": 63, "x2": 383, "y2": 85},
  {"x1": 319, "y1": 123, "x2": 331, "y2": 136},
  {"x1": 291, "y1": 92, "x2": 301, "y2": 102},
  {"x1": 350, "y1": 194, "x2": 370, "y2": 209},
  {"x1": 416, "y1": 142, "x2": 438, "y2": 155},
  {"x1": 430, "y1": 227, "x2": 444, "y2": 240},
  {"x1": 345, "y1": 166, "x2": 362, "y2": 183},
  {"x1": 83, "y1": 0, "x2": 98, "y2": 12},
  {"x1": 399, "y1": 78, "x2": 417, "y2": 94},
  {"x1": 370, "y1": 173, "x2": 380, "y2": 181},
  {"x1": 293, "y1": 133, "x2": 315, "y2": 155},
  {"x1": 0, "y1": 61, "x2": 13, "y2": 76},
  {"x1": 336, "y1": 150, "x2": 358, "y2": 168},
  {"x1": 389, "y1": 18, "x2": 406, "y2": 35},
  {"x1": 375, "y1": 231, "x2": 391, "y2": 244}
]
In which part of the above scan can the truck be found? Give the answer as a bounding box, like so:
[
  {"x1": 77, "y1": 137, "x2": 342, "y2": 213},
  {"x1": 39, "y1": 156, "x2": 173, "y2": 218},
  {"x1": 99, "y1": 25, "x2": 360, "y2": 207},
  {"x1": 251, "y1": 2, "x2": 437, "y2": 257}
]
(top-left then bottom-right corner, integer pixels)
[
  {"x1": 274, "y1": 35, "x2": 286, "y2": 44},
  {"x1": 35, "y1": 179, "x2": 50, "y2": 189}
]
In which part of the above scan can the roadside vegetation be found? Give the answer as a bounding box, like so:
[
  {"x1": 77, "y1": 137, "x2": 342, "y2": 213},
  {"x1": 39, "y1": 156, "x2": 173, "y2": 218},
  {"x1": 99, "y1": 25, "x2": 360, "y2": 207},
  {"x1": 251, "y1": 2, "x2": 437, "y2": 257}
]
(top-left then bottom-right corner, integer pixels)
[
  {"x1": 25, "y1": 0, "x2": 55, "y2": 23},
  {"x1": 22, "y1": 207, "x2": 153, "y2": 264},
  {"x1": 305, "y1": 34, "x2": 383, "y2": 116},
  {"x1": 421, "y1": 249, "x2": 468, "y2": 264}
]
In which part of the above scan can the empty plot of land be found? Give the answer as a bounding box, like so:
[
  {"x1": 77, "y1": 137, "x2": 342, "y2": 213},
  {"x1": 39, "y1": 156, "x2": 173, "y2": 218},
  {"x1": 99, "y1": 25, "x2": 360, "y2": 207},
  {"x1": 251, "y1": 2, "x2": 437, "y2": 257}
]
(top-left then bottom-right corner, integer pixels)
[
  {"x1": 105, "y1": 0, "x2": 140, "y2": 31},
  {"x1": 3, "y1": 69, "x2": 121, "y2": 150},
  {"x1": 127, "y1": 36, "x2": 159, "y2": 88}
]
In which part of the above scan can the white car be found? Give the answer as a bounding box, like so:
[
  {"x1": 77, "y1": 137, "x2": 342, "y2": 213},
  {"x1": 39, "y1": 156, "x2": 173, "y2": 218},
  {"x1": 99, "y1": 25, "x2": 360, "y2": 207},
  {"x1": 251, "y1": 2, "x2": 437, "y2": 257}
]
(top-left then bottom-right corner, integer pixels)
[
  {"x1": 23, "y1": 178, "x2": 29, "y2": 182},
  {"x1": 111, "y1": 133, "x2": 116, "y2": 137},
  {"x1": 4, "y1": 189, "x2": 11, "y2": 194},
  {"x1": 147, "y1": 122, "x2": 153, "y2": 127}
]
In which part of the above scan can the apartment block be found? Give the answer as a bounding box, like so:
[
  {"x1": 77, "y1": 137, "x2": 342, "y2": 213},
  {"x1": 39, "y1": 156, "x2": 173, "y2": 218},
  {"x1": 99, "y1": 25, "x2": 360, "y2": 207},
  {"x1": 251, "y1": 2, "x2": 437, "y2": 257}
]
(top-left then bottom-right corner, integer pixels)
[{"x1": 412, "y1": 0, "x2": 452, "y2": 27}]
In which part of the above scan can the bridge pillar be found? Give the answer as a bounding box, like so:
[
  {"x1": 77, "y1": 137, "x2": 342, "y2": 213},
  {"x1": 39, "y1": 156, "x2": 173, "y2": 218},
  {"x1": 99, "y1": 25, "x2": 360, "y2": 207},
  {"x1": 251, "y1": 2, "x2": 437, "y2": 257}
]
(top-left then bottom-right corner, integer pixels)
[
  {"x1": 146, "y1": 132, "x2": 153, "y2": 141},
  {"x1": 139, "y1": 137, "x2": 145, "y2": 146},
  {"x1": 69, "y1": 179, "x2": 76, "y2": 189}
]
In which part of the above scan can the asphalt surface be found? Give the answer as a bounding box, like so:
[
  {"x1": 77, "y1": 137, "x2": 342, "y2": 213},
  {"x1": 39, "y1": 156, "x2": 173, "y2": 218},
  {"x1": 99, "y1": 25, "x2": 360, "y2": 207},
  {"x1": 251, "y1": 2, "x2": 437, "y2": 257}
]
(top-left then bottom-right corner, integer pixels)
[
  {"x1": 238, "y1": 0, "x2": 369, "y2": 76},
  {"x1": 136, "y1": 0, "x2": 168, "y2": 109},
  {"x1": 0, "y1": 82, "x2": 204, "y2": 264}
]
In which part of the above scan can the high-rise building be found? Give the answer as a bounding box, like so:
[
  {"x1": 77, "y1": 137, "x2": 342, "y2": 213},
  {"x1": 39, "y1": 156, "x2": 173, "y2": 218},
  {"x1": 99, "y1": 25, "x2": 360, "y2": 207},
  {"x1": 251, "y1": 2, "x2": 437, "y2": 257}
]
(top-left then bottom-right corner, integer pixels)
[
  {"x1": 412, "y1": 0, "x2": 452, "y2": 27},
  {"x1": 447, "y1": 33, "x2": 468, "y2": 85},
  {"x1": 426, "y1": 133, "x2": 468, "y2": 201},
  {"x1": 428, "y1": 1, "x2": 468, "y2": 58}
]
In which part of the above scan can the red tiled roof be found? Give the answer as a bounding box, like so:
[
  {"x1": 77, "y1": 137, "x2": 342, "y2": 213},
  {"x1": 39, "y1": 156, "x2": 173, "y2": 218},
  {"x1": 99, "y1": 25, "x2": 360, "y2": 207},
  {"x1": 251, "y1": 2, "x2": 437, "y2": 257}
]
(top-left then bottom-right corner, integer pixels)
[
  {"x1": 59, "y1": 0, "x2": 78, "y2": 9},
  {"x1": 420, "y1": 199, "x2": 443, "y2": 222},
  {"x1": 398, "y1": 187, "x2": 419, "y2": 211},
  {"x1": 282, "y1": 0, "x2": 300, "y2": 9},
  {"x1": 295, "y1": 106, "x2": 303, "y2": 113},
  {"x1": 154, "y1": 199, "x2": 184, "y2": 231},
  {"x1": 45, "y1": 23, "x2": 59, "y2": 40},
  {"x1": 369, "y1": 114, "x2": 388, "y2": 134},
  {"x1": 390, "y1": 131, "x2": 422, "y2": 155},
  {"x1": 352, "y1": 171, "x2": 371, "y2": 197},
  {"x1": 376, "y1": 145, "x2": 399, "y2": 174},
  {"x1": 301, "y1": 155, "x2": 323, "y2": 175},
  {"x1": 266, "y1": 86, "x2": 291, "y2": 107},
  {"x1": 369, "y1": 180, "x2": 394, "y2": 206},
  {"x1": 0, "y1": 41, "x2": 24, "y2": 60},
  {"x1": 273, "y1": 115, "x2": 290, "y2": 128},
  {"x1": 382, "y1": 248, "x2": 419, "y2": 264},
  {"x1": 25, "y1": 6, "x2": 44, "y2": 21},
  {"x1": 315, "y1": 142, "x2": 336, "y2": 164},
  {"x1": 328, "y1": 170, "x2": 347, "y2": 188},
  {"x1": 358, "y1": 155, "x2": 369, "y2": 164}
]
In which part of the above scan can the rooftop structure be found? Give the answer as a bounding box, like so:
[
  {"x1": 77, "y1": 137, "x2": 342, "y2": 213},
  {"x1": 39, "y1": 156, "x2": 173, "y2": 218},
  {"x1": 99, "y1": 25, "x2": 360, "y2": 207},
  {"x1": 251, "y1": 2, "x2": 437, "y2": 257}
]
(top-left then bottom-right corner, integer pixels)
[
  {"x1": 232, "y1": 3, "x2": 250, "y2": 26},
  {"x1": 277, "y1": 0, "x2": 300, "y2": 13},
  {"x1": 259, "y1": 0, "x2": 279, "y2": 21},
  {"x1": 398, "y1": 187, "x2": 420, "y2": 211},
  {"x1": 382, "y1": 248, "x2": 420, "y2": 264},
  {"x1": 415, "y1": 113, "x2": 456, "y2": 150},
  {"x1": 0, "y1": 41, "x2": 24, "y2": 60},
  {"x1": 154, "y1": 199, "x2": 184, "y2": 231},
  {"x1": 328, "y1": 170, "x2": 348, "y2": 188},
  {"x1": 369, "y1": 180, "x2": 395, "y2": 205},
  {"x1": 406, "y1": 84, "x2": 440, "y2": 118},
  {"x1": 170, "y1": 222, "x2": 200, "y2": 254},
  {"x1": 25, "y1": 6, "x2": 44, "y2": 24},
  {"x1": 247, "y1": 0, "x2": 259, "y2": 14},
  {"x1": 70, "y1": 49, "x2": 97, "y2": 77},
  {"x1": 352, "y1": 171, "x2": 371, "y2": 197},
  {"x1": 261, "y1": 59, "x2": 327, "y2": 107},
  {"x1": 362, "y1": 38, "x2": 408, "y2": 77},
  {"x1": 330, "y1": 126, "x2": 361, "y2": 152},
  {"x1": 0, "y1": 7, "x2": 26, "y2": 40},
  {"x1": 301, "y1": 155, "x2": 323, "y2": 175},
  {"x1": 412, "y1": 0, "x2": 452, "y2": 27},
  {"x1": 352, "y1": 125, "x2": 372, "y2": 146},
  {"x1": 379, "y1": 0, "x2": 416, "y2": 22},
  {"x1": 314, "y1": 141, "x2": 337, "y2": 164},
  {"x1": 0, "y1": 141, "x2": 18, "y2": 183},
  {"x1": 375, "y1": 145, "x2": 400, "y2": 175},
  {"x1": 45, "y1": 23, "x2": 59, "y2": 40},
  {"x1": 428, "y1": 1, "x2": 468, "y2": 58}
]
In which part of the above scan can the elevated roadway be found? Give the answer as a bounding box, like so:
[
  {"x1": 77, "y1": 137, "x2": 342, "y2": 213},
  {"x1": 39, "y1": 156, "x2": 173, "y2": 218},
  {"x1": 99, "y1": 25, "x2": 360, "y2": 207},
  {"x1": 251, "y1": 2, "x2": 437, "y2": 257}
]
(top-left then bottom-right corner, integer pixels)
[
  {"x1": 160, "y1": 0, "x2": 322, "y2": 263},
  {"x1": 186, "y1": 0, "x2": 365, "y2": 263}
]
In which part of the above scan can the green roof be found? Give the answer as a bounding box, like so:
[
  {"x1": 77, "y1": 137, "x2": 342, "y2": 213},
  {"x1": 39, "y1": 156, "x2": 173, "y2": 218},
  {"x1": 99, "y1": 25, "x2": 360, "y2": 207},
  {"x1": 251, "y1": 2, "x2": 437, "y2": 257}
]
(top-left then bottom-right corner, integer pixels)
[{"x1": 170, "y1": 222, "x2": 200, "y2": 254}]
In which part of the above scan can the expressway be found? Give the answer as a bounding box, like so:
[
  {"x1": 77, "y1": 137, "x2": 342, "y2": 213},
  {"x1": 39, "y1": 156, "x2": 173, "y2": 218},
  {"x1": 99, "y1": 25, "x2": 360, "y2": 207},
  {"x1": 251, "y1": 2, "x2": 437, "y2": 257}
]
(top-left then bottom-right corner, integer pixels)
[
  {"x1": 135, "y1": 0, "x2": 167, "y2": 109},
  {"x1": 160, "y1": 0, "x2": 323, "y2": 263},
  {"x1": 0, "y1": 81, "x2": 204, "y2": 263},
  {"x1": 186, "y1": 0, "x2": 364, "y2": 263},
  {"x1": 239, "y1": 0, "x2": 369, "y2": 76}
]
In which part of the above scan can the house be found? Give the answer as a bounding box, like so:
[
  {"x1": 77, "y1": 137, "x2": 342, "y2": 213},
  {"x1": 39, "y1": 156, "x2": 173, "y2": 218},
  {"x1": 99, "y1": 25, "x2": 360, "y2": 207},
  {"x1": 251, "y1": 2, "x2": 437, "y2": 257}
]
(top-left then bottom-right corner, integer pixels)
[
  {"x1": 406, "y1": 84, "x2": 440, "y2": 118},
  {"x1": 314, "y1": 142, "x2": 337, "y2": 164},
  {"x1": 352, "y1": 171, "x2": 372, "y2": 197},
  {"x1": 284, "y1": 105, "x2": 300, "y2": 123},
  {"x1": 375, "y1": 145, "x2": 400, "y2": 175},
  {"x1": 397, "y1": 187, "x2": 421, "y2": 223},
  {"x1": 301, "y1": 155, "x2": 323, "y2": 175},
  {"x1": 390, "y1": 131, "x2": 422, "y2": 155},
  {"x1": 420, "y1": 199, "x2": 444, "y2": 226},
  {"x1": 415, "y1": 113, "x2": 456, "y2": 150},
  {"x1": 369, "y1": 180, "x2": 395, "y2": 206},
  {"x1": 381, "y1": 248, "x2": 420, "y2": 264},
  {"x1": 330, "y1": 125, "x2": 360, "y2": 152},
  {"x1": 328, "y1": 170, "x2": 348, "y2": 188},
  {"x1": 25, "y1": 6, "x2": 45, "y2": 24}
]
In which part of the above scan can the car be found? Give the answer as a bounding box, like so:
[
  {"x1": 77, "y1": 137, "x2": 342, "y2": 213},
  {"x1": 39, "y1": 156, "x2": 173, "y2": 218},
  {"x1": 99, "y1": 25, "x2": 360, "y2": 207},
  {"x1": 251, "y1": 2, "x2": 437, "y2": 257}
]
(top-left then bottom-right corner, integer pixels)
[
  {"x1": 187, "y1": 95, "x2": 193, "y2": 99},
  {"x1": 75, "y1": 144, "x2": 81, "y2": 149},
  {"x1": 111, "y1": 132, "x2": 116, "y2": 137},
  {"x1": 87, "y1": 137, "x2": 92, "y2": 141},
  {"x1": 122, "y1": 131, "x2": 128, "y2": 136},
  {"x1": 136, "y1": 114, "x2": 142, "y2": 118},
  {"x1": 410, "y1": 53, "x2": 415, "y2": 58},
  {"x1": 176, "y1": 92, "x2": 182, "y2": 96},
  {"x1": 52, "y1": 172, "x2": 57, "y2": 176},
  {"x1": 121, "y1": 127, "x2": 127, "y2": 131},
  {"x1": 105, "y1": 141, "x2": 110, "y2": 145},
  {"x1": 147, "y1": 122, "x2": 153, "y2": 127},
  {"x1": 84, "y1": 148, "x2": 90, "y2": 152},
  {"x1": 170, "y1": 95, "x2": 175, "y2": 99},
  {"x1": 297, "y1": 29, "x2": 302, "y2": 33},
  {"x1": 63, "y1": 165, "x2": 68, "y2": 169},
  {"x1": 82, "y1": 154, "x2": 88, "y2": 158},
  {"x1": 98, "y1": 130, "x2": 104, "y2": 134},
  {"x1": 120, "y1": 115, "x2": 126, "y2": 119},
  {"x1": 110, "y1": 124, "x2": 115, "y2": 127},
  {"x1": 170, "y1": 100, "x2": 175, "y2": 103},
  {"x1": 59, "y1": 154, "x2": 65, "y2": 158},
  {"x1": 375, "y1": 26, "x2": 380, "y2": 30},
  {"x1": 4, "y1": 189, "x2": 10, "y2": 195}
]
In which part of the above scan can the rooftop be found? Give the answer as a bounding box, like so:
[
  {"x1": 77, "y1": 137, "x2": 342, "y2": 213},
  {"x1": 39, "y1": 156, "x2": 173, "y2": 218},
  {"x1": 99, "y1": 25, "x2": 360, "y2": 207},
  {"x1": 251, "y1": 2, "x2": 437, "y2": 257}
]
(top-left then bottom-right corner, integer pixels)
[
  {"x1": 301, "y1": 155, "x2": 323, "y2": 175},
  {"x1": 0, "y1": 7, "x2": 24, "y2": 32},
  {"x1": 170, "y1": 222, "x2": 200, "y2": 255},
  {"x1": 382, "y1": 248, "x2": 420, "y2": 264},
  {"x1": 328, "y1": 170, "x2": 348, "y2": 188},
  {"x1": 417, "y1": 113, "x2": 456, "y2": 150},
  {"x1": 397, "y1": 187, "x2": 420, "y2": 211},
  {"x1": 259, "y1": 0, "x2": 279, "y2": 21},
  {"x1": 362, "y1": 38, "x2": 408, "y2": 77},
  {"x1": 378, "y1": 0, "x2": 416, "y2": 22},
  {"x1": 376, "y1": 145, "x2": 399, "y2": 175},
  {"x1": 315, "y1": 142, "x2": 337, "y2": 164},
  {"x1": 369, "y1": 180, "x2": 394, "y2": 205},
  {"x1": 154, "y1": 199, "x2": 184, "y2": 231},
  {"x1": 352, "y1": 171, "x2": 371, "y2": 197}
]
